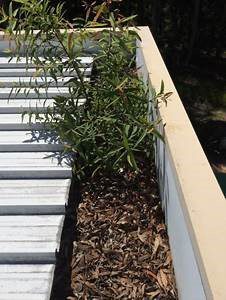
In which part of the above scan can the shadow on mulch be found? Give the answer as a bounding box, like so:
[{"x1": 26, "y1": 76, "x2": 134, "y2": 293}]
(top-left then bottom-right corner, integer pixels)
[{"x1": 50, "y1": 178, "x2": 81, "y2": 300}]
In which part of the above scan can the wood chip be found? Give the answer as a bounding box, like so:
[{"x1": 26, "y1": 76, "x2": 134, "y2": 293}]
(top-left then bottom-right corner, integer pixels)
[{"x1": 70, "y1": 162, "x2": 178, "y2": 299}]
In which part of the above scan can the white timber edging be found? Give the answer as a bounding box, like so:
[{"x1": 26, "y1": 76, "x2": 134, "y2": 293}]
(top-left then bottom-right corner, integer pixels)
[
  {"x1": 137, "y1": 26, "x2": 226, "y2": 300},
  {"x1": 0, "y1": 48, "x2": 93, "y2": 299}
]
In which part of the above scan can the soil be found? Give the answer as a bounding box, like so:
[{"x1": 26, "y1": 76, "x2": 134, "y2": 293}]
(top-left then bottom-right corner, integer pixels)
[{"x1": 68, "y1": 161, "x2": 178, "y2": 300}]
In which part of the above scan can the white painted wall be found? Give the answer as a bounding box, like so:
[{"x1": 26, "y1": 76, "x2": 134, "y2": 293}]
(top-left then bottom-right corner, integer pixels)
[{"x1": 137, "y1": 40, "x2": 206, "y2": 300}]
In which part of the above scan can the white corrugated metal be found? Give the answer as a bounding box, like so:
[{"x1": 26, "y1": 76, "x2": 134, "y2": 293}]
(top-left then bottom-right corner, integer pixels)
[{"x1": 0, "y1": 54, "x2": 92, "y2": 299}]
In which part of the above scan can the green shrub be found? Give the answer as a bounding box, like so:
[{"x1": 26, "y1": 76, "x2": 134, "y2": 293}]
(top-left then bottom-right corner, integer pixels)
[{"x1": 1, "y1": 0, "x2": 163, "y2": 179}]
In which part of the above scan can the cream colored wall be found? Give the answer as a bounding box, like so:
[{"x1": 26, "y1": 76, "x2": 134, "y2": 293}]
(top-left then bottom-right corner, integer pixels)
[{"x1": 137, "y1": 26, "x2": 226, "y2": 300}]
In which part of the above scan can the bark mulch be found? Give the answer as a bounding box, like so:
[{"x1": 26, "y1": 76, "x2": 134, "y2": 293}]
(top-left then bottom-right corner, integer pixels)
[{"x1": 69, "y1": 162, "x2": 178, "y2": 299}]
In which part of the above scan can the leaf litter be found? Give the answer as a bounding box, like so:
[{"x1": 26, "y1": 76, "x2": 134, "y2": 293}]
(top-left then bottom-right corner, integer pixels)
[{"x1": 70, "y1": 162, "x2": 178, "y2": 299}]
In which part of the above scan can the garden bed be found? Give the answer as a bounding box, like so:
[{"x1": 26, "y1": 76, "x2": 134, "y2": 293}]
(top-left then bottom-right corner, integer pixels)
[
  {"x1": 70, "y1": 161, "x2": 177, "y2": 299},
  {"x1": 3, "y1": 0, "x2": 226, "y2": 297}
]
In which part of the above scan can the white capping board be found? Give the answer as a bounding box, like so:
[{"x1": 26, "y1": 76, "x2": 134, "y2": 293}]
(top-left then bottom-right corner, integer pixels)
[
  {"x1": 0, "y1": 56, "x2": 93, "y2": 67},
  {"x1": 0, "y1": 98, "x2": 85, "y2": 113},
  {"x1": 137, "y1": 27, "x2": 226, "y2": 299}
]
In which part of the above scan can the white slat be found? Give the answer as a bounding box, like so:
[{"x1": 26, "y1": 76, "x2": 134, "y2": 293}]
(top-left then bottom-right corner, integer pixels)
[
  {"x1": 0, "y1": 55, "x2": 92, "y2": 299},
  {"x1": 0, "y1": 98, "x2": 85, "y2": 113},
  {"x1": 0, "y1": 179, "x2": 70, "y2": 214},
  {"x1": 0, "y1": 114, "x2": 45, "y2": 130},
  {"x1": 0, "y1": 242, "x2": 57, "y2": 263},
  {"x1": 0, "y1": 152, "x2": 72, "y2": 178},
  {"x1": 0, "y1": 178, "x2": 70, "y2": 188},
  {"x1": 0, "y1": 227, "x2": 61, "y2": 241},
  {"x1": 0, "y1": 215, "x2": 64, "y2": 227},
  {"x1": 0, "y1": 264, "x2": 54, "y2": 299},
  {"x1": 0, "y1": 216, "x2": 64, "y2": 261},
  {"x1": 0, "y1": 168, "x2": 71, "y2": 179},
  {"x1": 0, "y1": 200, "x2": 65, "y2": 215},
  {"x1": 0, "y1": 99, "x2": 55, "y2": 112},
  {"x1": 0, "y1": 67, "x2": 91, "y2": 77},
  {"x1": 0, "y1": 87, "x2": 71, "y2": 98},
  {"x1": 0, "y1": 76, "x2": 74, "y2": 87},
  {"x1": 0, "y1": 178, "x2": 70, "y2": 194},
  {"x1": 0, "y1": 294, "x2": 50, "y2": 300},
  {"x1": 0, "y1": 264, "x2": 54, "y2": 272},
  {"x1": 0, "y1": 56, "x2": 93, "y2": 68},
  {"x1": 0, "y1": 264, "x2": 54, "y2": 298},
  {"x1": 0, "y1": 131, "x2": 63, "y2": 152},
  {"x1": 0, "y1": 215, "x2": 64, "y2": 262},
  {"x1": 0, "y1": 151, "x2": 72, "y2": 162}
]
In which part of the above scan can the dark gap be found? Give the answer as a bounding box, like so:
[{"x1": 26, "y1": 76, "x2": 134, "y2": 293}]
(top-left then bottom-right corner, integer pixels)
[{"x1": 50, "y1": 176, "x2": 81, "y2": 300}]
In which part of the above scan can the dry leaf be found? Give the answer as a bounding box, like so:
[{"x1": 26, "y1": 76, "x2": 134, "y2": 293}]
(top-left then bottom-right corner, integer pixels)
[
  {"x1": 70, "y1": 168, "x2": 178, "y2": 299},
  {"x1": 157, "y1": 269, "x2": 169, "y2": 290}
]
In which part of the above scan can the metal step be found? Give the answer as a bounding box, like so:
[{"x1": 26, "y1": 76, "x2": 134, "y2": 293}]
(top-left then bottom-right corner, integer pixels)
[
  {"x1": 0, "y1": 264, "x2": 54, "y2": 300},
  {"x1": 0, "y1": 54, "x2": 93, "y2": 299},
  {"x1": 0, "y1": 56, "x2": 93, "y2": 68},
  {"x1": 0, "y1": 87, "x2": 73, "y2": 99},
  {"x1": 0, "y1": 67, "x2": 91, "y2": 77},
  {"x1": 0, "y1": 215, "x2": 64, "y2": 226},
  {"x1": 0, "y1": 114, "x2": 45, "y2": 130},
  {"x1": 0, "y1": 179, "x2": 70, "y2": 215},
  {"x1": 0, "y1": 215, "x2": 64, "y2": 263},
  {"x1": 0, "y1": 76, "x2": 74, "y2": 87},
  {"x1": 0, "y1": 152, "x2": 72, "y2": 179},
  {"x1": 0, "y1": 98, "x2": 85, "y2": 113},
  {"x1": 0, "y1": 131, "x2": 64, "y2": 152}
]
